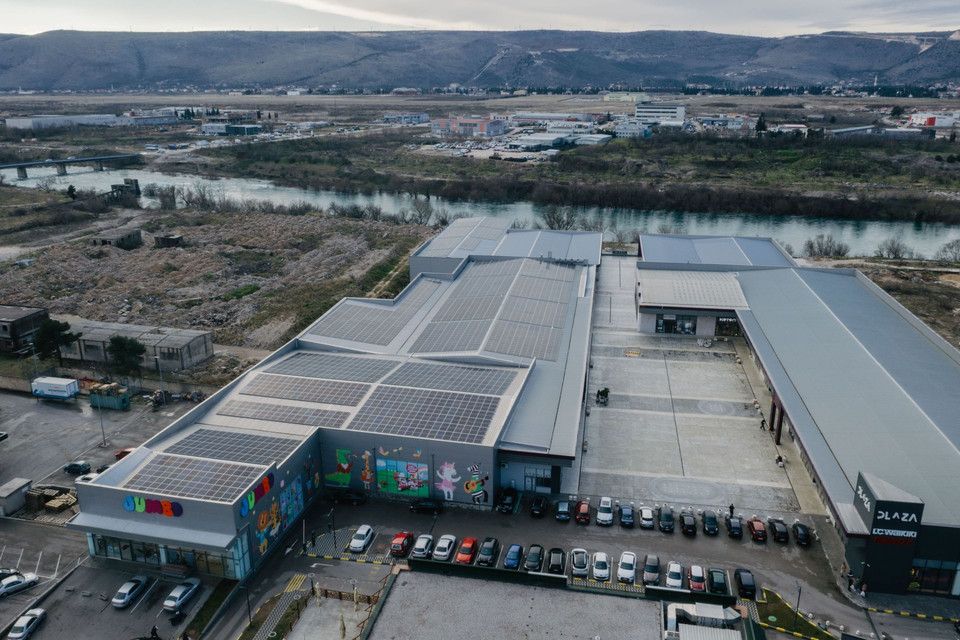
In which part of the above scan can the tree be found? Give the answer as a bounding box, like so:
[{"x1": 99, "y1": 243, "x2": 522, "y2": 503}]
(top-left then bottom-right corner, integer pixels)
[
  {"x1": 875, "y1": 237, "x2": 913, "y2": 260},
  {"x1": 755, "y1": 113, "x2": 767, "y2": 133},
  {"x1": 66, "y1": 185, "x2": 77, "y2": 201},
  {"x1": 107, "y1": 336, "x2": 146, "y2": 377},
  {"x1": 32, "y1": 319, "x2": 80, "y2": 366},
  {"x1": 934, "y1": 239, "x2": 960, "y2": 263},
  {"x1": 802, "y1": 234, "x2": 850, "y2": 258},
  {"x1": 535, "y1": 205, "x2": 580, "y2": 230},
  {"x1": 890, "y1": 105, "x2": 905, "y2": 118},
  {"x1": 409, "y1": 197, "x2": 434, "y2": 225}
]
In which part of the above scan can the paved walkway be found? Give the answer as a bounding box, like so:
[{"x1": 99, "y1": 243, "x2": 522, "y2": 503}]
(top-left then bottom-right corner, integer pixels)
[{"x1": 286, "y1": 597, "x2": 368, "y2": 640}]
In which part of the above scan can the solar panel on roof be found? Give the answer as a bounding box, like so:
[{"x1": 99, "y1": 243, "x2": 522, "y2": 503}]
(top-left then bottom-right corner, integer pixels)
[
  {"x1": 470, "y1": 225, "x2": 508, "y2": 240},
  {"x1": 409, "y1": 319, "x2": 492, "y2": 353},
  {"x1": 266, "y1": 353, "x2": 399, "y2": 383},
  {"x1": 485, "y1": 320, "x2": 562, "y2": 361},
  {"x1": 123, "y1": 454, "x2": 264, "y2": 502},
  {"x1": 449, "y1": 275, "x2": 515, "y2": 298},
  {"x1": 519, "y1": 260, "x2": 576, "y2": 282},
  {"x1": 348, "y1": 386, "x2": 499, "y2": 443},
  {"x1": 430, "y1": 296, "x2": 502, "y2": 322},
  {"x1": 383, "y1": 361, "x2": 518, "y2": 395},
  {"x1": 242, "y1": 374, "x2": 370, "y2": 406},
  {"x1": 465, "y1": 259, "x2": 522, "y2": 278},
  {"x1": 218, "y1": 399, "x2": 349, "y2": 427},
  {"x1": 499, "y1": 297, "x2": 568, "y2": 328},
  {"x1": 511, "y1": 275, "x2": 571, "y2": 302},
  {"x1": 165, "y1": 428, "x2": 301, "y2": 465}
]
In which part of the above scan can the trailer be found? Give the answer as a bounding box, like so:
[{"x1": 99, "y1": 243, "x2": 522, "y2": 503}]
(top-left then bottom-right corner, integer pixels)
[{"x1": 31, "y1": 377, "x2": 79, "y2": 400}]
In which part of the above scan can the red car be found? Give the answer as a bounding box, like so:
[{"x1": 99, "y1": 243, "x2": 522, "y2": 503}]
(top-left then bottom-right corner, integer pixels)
[
  {"x1": 747, "y1": 518, "x2": 767, "y2": 542},
  {"x1": 390, "y1": 531, "x2": 415, "y2": 557},
  {"x1": 115, "y1": 447, "x2": 136, "y2": 460},
  {"x1": 688, "y1": 565, "x2": 706, "y2": 592},
  {"x1": 575, "y1": 500, "x2": 591, "y2": 524},
  {"x1": 455, "y1": 537, "x2": 478, "y2": 564}
]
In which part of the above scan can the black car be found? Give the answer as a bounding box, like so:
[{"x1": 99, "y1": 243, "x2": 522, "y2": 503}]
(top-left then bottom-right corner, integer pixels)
[
  {"x1": 702, "y1": 510, "x2": 719, "y2": 535},
  {"x1": 497, "y1": 488, "x2": 519, "y2": 514},
  {"x1": 679, "y1": 512, "x2": 697, "y2": 536},
  {"x1": 530, "y1": 495, "x2": 548, "y2": 518},
  {"x1": 792, "y1": 522, "x2": 811, "y2": 546},
  {"x1": 64, "y1": 461, "x2": 91, "y2": 475},
  {"x1": 725, "y1": 514, "x2": 743, "y2": 539},
  {"x1": 327, "y1": 489, "x2": 366, "y2": 505},
  {"x1": 555, "y1": 501, "x2": 572, "y2": 521},
  {"x1": 410, "y1": 498, "x2": 443, "y2": 514},
  {"x1": 476, "y1": 537, "x2": 500, "y2": 566},
  {"x1": 619, "y1": 504, "x2": 635, "y2": 527},
  {"x1": 524, "y1": 544, "x2": 544, "y2": 572},
  {"x1": 734, "y1": 568, "x2": 757, "y2": 599},
  {"x1": 547, "y1": 547, "x2": 565, "y2": 574},
  {"x1": 658, "y1": 507, "x2": 675, "y2": 533},
  {"x1": 767, "y1": 518, "x2": 790, "y2": 543},
  {"x1": 0, "y1": 432, "x2": 8, "y2": 442},
  {"x1": 707, "y1": 568, "x2": 728, "y2": 594},
  {"x1": 96, "y1": 463, "x2": 112, "y2": 474}
]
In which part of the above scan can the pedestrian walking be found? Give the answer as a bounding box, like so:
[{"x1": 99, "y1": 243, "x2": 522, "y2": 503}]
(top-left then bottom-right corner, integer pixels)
[
  {"x1": 151, "y1": 625, "x2": 160, "y2": 640},
  {"x1": 847, "y1": 577, "x2": 854, "y2": 591},
  {"x1": 840, "y1": 562, "x2": 847, "y2": 576},
  {"x1": 760, "y1": 419, "x2": 767, "y2": 431},
  {"x1": 728, "y1": 504, "x2": 735, "y2": 517},
  {"x1": 860, "y1": 583, "x2": 867, "y2": 598}
]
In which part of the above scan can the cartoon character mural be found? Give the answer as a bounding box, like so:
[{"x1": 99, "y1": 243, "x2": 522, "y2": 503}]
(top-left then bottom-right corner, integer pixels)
[
  {"x1": 325, "y1": 449, "x2": 356, "y2": 487},
  {"x1": 360, "y1": 451, "x2": 374, "y2": 491},
  {"x1": 376, "y1": 457, "x2": 429, "y2": 497},
  {"x1": 435, "y1": 462, "x2": 461, "y2": 501},
  {"x1": 252, "y1": 469, "x2": 309, "y2": 559},
  {"x1": 464, "y1": 463, "x2": 489, "y2": 504}
]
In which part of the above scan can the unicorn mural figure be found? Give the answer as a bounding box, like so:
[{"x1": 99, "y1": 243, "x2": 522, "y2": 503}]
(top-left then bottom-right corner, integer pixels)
[
  {"x1": 360, "y1": 451, "x2": 374, "y2": 490},
  {"x1": 435, "y1": 462, "x2": 461, "y2": 500}
]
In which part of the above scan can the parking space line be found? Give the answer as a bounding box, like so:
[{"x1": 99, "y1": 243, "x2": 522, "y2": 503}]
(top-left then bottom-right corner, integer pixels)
[
  {"x1": 34, "y1": 551, "x2": 42, "y2": 575},
  {"x1": 16, "y1": 548, "x2": 23, "y2": 568},
  {"x1": 52, "y1": 553, "x2": 61, "y2": 578},
  {"x1": 0, "y1": 545, "x2": 6, "y2": 564},
  {"x1": 130, "y1": 578, "x2": 159, "y2": 615}
]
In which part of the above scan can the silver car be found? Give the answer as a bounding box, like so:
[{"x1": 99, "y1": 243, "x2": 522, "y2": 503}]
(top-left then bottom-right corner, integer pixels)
[
  {"x1": 0, "y1": 573, "x2": 38, "y2": 597},
  {"x1": 639, "y1": 507, "x2": 655, "y2": 529},
  {"x1": 592, "y1": 552, "x2": 611, "y2": 582},
  {"x1": 433, "y1": 534, "x2": 457, "y2": 561},
  {"x1": 163, "y1": 577, "x2": 200, "y2": 612},
  {"x1": 666, "y1": 561, "x2": 684, "y2": 589},
  {"x1": 111, "y1": 575, "x2": 148, "y2": 608},
  {"x1": 8, "y1": 608, "x2": 45, "y2": 639},
  {"x1": 570, "y1": 548, "x2": 589, "y2": 577},
  {"x1": 348, "y1": 525, "x2": 373, "y2": 553},
  {"x1": 617, "y1": 551, "x2": 637, "y2": 584},
  {"x1": 411, "y1": 534, "x2": 434, "y2": 559},
  {"x1": 642, "y1": 554, "x2": 660, "y2": 585}
]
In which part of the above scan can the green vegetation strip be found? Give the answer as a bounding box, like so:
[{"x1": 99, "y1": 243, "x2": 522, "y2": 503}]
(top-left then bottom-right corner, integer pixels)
[
  {"x1": 756, "y1": 588, "x2": 835, "y2": 640},
  {"x1": 270, "y1": 594, "x2": 312, "y2": 638},
  {"x1": 185, "y1": 579, "x2": 236, "y2": 638},
  {"x1": 220, "y1": 284, "x2": 261, "y2": 300},
  {"x1": 238, "y1": 593, "x2": 281, "y2": 640}
]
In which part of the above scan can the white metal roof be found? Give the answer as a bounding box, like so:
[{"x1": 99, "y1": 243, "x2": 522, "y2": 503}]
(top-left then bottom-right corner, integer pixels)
[{"x1": 637, "y1": 270, "x2": 747, "y2": 309}]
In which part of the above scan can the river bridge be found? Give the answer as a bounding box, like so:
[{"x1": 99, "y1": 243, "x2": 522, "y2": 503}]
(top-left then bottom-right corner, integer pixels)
[{"x1": 0, "y1": 154, "x2": 141, "y2": 178}]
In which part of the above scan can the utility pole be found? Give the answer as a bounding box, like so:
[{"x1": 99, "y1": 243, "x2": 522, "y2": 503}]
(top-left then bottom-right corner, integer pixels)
[
  {"x1": 29, "y1": 341, "x2": 39, "y2": 378},
  {"x1": 94, "y1": 389, "x2": 106, "y2": 447},
  {"x1": 154, "y1": 356, "x2": 166, "y2": 406},
  {"x1": 794, "y1": 581, "x2": 802, "y2": 632}
]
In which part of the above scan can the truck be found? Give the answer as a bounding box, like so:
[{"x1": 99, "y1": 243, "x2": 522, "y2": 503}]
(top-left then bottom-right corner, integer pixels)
[{"x1": 31, "y1": 377, "x2": 79, "y2": 400}]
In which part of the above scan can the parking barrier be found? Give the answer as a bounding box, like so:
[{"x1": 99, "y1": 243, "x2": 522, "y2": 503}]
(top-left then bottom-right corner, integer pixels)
[{"x1": 865, "y1": 606, "x2": 960, "y2": 623}]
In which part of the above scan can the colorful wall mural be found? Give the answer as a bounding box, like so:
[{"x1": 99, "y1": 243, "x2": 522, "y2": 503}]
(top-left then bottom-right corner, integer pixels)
[
  {"x1": 435, "y1": 462, "x2": 461, "y2": 500},
  {"x1": 324, "y1": 449, "x2": 356, "y2": 486},
  {"x1": 376, "y1": 457, "x2": 429, "y2": 497},
  {"x1": 464, "y1": 463, "x2": 490, "y2": 504}
]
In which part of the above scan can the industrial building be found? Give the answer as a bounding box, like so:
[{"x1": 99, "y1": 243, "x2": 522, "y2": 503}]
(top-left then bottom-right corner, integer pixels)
[
  {"x1": 68, "y1": 219, "x2": 601, "y2": 578},
  {"x1": 634, "y1": 102, "x2": 686, "y2": 126},
  {"x1": 636, "y1": 234, "x2": 960, "y2": 596},
  {"x1": 613, "y1": 121, "x2": 651, "y2": 138},
  {"x1": 384, "y1": 112, "x2": 430, "y2": 125},
  {"x1": 430, "y1": 117, "x2": 505, "y2": 138},
  {"x1": 4, "y1": 114, "x2": 120, "y2": 129},
  {"x1": 909, "y1": 113, "x2": 956, "y2": 129},
  {"x1": 511, "y1": 112, "x2": 593, "y2": 124},
  {"x1": 59, "y1": 320, "x2": 214, "y2": 372},
  {"x1": 0, "y1": 305, "x2": 49, "y2": 354},
  {"x1": 201, "y1": 123, "x2": 262, "y2": 136}
]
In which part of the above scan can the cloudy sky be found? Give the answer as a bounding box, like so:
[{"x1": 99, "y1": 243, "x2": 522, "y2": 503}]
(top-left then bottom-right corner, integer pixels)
[{"x1": 1, "y1": 0, "x2": 957, "y2": 36}]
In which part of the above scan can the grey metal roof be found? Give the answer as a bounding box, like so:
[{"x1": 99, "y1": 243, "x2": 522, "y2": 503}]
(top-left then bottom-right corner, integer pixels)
[
  {"x1": 67, "y1": 512, "x2": 237, "y2": 552},
  {"x1": 69, "y1": 320, "x2": 209, "y2": 346},
  {"x1": 640, "y1": 234, "x2": 794, "y2": 267},
  {"x1": 637, "y1": 270, "x2": 747, "y2": 309}
]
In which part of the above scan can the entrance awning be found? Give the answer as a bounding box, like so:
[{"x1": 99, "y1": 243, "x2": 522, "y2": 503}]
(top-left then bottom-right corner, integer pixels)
[{"x1": 67, "y1": 512, "x2": 237, "y2": 553}]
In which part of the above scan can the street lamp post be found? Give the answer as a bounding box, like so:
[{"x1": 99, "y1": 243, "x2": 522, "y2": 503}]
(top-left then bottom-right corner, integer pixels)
[
  {"x1": 154, "y1": 356, "x2": 166, "y2": 406},
  {"x1": 239, "y1": 585, "x2": 252, "y2": 623},
  {"x1": 29, "y1": 341, "x2": 39, "y2": 378},
  {"x1": 94, "y1": 389, "x2": 107, "y2": 447},
  {"x1": 326, "y1": 508, "x2": 337, "y2": 551},
  {"x1": 794, "y1": 581, "x2": 802, "y2": 632}
]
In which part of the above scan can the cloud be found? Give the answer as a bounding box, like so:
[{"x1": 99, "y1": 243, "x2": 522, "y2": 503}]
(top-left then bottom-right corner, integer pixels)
[{"x1": 266, "y1": 0, "x2": 480, "y2": 29}]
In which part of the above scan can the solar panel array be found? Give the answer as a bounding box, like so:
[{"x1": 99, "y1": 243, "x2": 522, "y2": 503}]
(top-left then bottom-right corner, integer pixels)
[
  {"x1": 383, "y1": 361, "x2": 518, "y2": 395},
  {"x1": 418, "y1": 218, "x2": 510, "y2": 257},
  {"x1": 348, "y1": 386, "x2": 500, "y2": 443},
  {"x1": 266, "y1": 353, "x2": 399, "y2": 383},
  {"x1": 485, "y1": 321, "x2": 564, "y2": 361},
  {"x1": 218, "y1": 399, "x2": 349, "y2": 428},
  {"x1": 123, "y1": 454, "x2": 264, "y2": 502},
  {"x1": 242, "y1": 374, "x2": 370, "y2": 406},
  {"x1": 308, "y1": 279, "x2": 440, "y2": 345},
  {"x1": 408, "y1": 319, "x2": 491, "y2": 353},
  {"x1": 165, "y1": 428, "x2": 301, "y2": 465}
]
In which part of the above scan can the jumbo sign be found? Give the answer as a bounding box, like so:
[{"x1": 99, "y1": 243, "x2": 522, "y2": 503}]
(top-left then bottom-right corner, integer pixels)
[
  {"x1": 238, "y1": 473, "x2": 274, "y2": 518},
  {"x1": 122, "y1": 495, "x2": 183, "y2": 517}
]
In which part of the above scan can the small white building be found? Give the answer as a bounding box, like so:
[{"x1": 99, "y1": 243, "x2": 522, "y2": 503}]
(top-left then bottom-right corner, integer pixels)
[
  {"x1": 384, "y1": 113, "x2": 430, "y2": 125},
  {"x1": 910, "y1": 113, "x2": 956, "y2": 129},
  {"x1": 634, "y1": 102, "x2": 686, "y2": 125},
  {"x1": 201, "y1": 123, "x2": 228, "y2": 135},
  {"x1": 572, "y1": 134, "x2": 612, "y2": 145},
  {"x1": 613, "y1": 121, "x2": 651, "y2": 138}
]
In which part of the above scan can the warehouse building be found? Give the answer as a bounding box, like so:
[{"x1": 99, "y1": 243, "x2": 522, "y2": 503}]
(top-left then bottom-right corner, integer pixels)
[
  {"x1": 67, "y1": 220, "x2": 601, "y2": 577},
  {"x1": 634, "y1": 102, "x2": 686, "y2": 126},
  {"x1": 59, "y1": 320, "x2": 214, "y2": 372},
  {"x1": 636, "y1": 234, "x2": 960, "y2": 595}
]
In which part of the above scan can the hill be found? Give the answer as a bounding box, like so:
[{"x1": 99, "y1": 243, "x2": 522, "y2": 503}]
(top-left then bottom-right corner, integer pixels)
[{"x1": 0, "y1": 29, "x2": 957, "y2": 90}]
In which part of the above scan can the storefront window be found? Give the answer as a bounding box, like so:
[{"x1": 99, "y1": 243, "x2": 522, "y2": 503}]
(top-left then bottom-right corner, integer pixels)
[
  {"x1": 656, "y1": 314, "x2": 697, "y2": 335},
  {"x1": 715, "y1": 317, "x2": 741, "y2": 337},
  {"x1": 908, "y1": 558, "x2": 959, "y2": 595}
]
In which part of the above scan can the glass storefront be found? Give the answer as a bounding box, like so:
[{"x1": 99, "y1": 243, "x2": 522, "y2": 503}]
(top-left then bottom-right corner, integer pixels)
[
  {"x1": 89, "y1": 534, "x2": 244, "y2": 579},
  {"x1": 715, "y1": 317, "x2": 741, "y2": 337},
  {"x1": 908, "y1": 559, "x2": 960, "y2": 596},
  {"x1": 656, "y1": 314, "x2": 697, "y2": 335}
]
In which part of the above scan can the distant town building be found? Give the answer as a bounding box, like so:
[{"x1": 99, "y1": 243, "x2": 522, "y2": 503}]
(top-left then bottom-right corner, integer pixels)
[
  {"x1": 59, "y1": 320, "x2": 214, "y2": 372},
  {"x1": 603, "y1": 92, "x2": 649, "y2": 103},
  {"x1": 430, "y1": 117, "x2": 505, "y2": 137},
  {"x1": 5, "y1": 114, "x2": 119, "y2": 129},
  {"x1": 391, "y1": 87, "x2": 421, "y2": 95},
  {"x1": 699, "y1": 114, "x2": 755, "y2": 132},
  {"x1": 201, "y1": 123, "x2": 262, "y2": 136},
  {"x1": 910, "y1": 113, "x2": 956, "y2": 129},
  {"x1": 546, "y1": 121, "x2": 595, "y2": 134},
  {"x1": 613, "y1": 120, "x2": 651, "y2": 138},
  {"x1": 773, "y1": 124, "x2": 809, "y2": 135},
  {"x1": 0, "y1": 305, "x2": 49, "y2": 354},
  {"x1": 634, "y1": 102, "x2": 686, "y2": 126},
  {"x1": 384, "y1": 113, "x2": 430, "y2": 125},
  {"x1": 511, "y1": 112, "x2": 593, "y2": 124},
  {"x1": 828, "y1": 125, "x2": 880, "y2": 138},
  {"x1": 572, "y1": 134, "x2": 613, "y2": 146}
]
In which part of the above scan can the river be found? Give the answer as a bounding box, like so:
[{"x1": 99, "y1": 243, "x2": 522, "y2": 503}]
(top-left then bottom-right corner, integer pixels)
[{"x1": 3, "y1": 165, "x2": 959, "y2": 257}]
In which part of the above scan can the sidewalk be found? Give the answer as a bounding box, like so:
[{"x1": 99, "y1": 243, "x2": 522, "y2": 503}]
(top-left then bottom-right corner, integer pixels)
[{"x1": 286, "y1": 597, "x2": 368, "y2": 640}]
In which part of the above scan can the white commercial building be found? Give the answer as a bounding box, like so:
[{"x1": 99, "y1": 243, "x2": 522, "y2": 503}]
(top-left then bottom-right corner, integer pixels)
[
  {"x1": 613, "y1": 121, "x2": 651, "y2": 138},
  {"x1": 634, "y1": 103, "x2": 686, "y2": 126},
  {"x1": 384, "y1": 113, "x2": 430, "y2": 125},
  {"x1": 5, "y1": 114, "x2": 119, "y2": 129},
  {"x1": 910, "y1": 113, "x2": 956, "y2": 129}
]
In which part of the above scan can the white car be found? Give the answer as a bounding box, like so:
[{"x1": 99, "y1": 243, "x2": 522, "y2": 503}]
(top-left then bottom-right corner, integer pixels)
[
  {"x1": 666, "y1": 561, "x2": 684, "y2": 589},
  {"x1": 348, "y1": 525, "x2": 373, "y2": 553},
  {"x1": 592, "y1": 552, "x2": 611, "y2": 582},
  {"x1": 433, "y1": 534, "x2": 457, "y2": 561},
  {"x1": 570, "y1": 548, "x2": 589, "y2": 577},
  {"x1": 411, "y1": 534, "x2": 434, "y2": 559},
  {"x1": 596, "y1": 497, "x2": 614, "y2": 526},
  {"x1": 111, "y1": 575, "x2": 148, "y2": 608},
  {"x1": 7, "y1": 608, "x2": 45, "y2": 639},
  {"x1": 0, "y1": 573, "x2": 38, "y2": 597},
  {"x1": 639, "y1": 507, "x2": 655, "y2": 529},
  {"x1": 617, "y1": 552, "x2": 637, "y2": 584},
  {"x1": 163, "y1": 577, "x2": 200, "y2": 612}
]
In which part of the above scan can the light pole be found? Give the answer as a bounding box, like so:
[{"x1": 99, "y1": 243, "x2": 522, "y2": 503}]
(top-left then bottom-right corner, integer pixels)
[
  {"x1": 793, "y1": 580, "x2": 802, "y2": 632},
  {"x1": 239, "y1": 585, "x2": 252, "y2": 623},
  {"x1": 154, "y1": 356, "x2": 166, "y2": 406},
  {"x1": 326, "y1": 508, "x2": 337, "y2": 551},
  {"x1": 93, "y1": 389, "x2": 106, "y2": 447},
  {"x1": 29, "y1": 341, "x2": 39, "y2": 378}
]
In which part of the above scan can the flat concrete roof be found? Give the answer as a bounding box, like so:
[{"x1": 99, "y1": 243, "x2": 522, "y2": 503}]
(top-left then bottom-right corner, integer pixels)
[
  {"x1": 0, "y1": 305, "x2": 46, "y2": 322},
  {"x1": 637, "y1": 270, "x2": 747, "y2": 309}
]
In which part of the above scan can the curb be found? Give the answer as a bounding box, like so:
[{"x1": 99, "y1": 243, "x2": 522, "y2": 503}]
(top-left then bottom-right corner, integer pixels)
[
  {"x1": 757, "y1": 588, "x2": 836, "y2": 640},
  {"x1": 303, "y1": 552, "x2": 398, "y2": 566},
  {"x1": 755, "y1": 620, "x2": 828, "y2": 640},
  {"x1": 866, "y1": 607, "x2": 960, "y2": 623}
]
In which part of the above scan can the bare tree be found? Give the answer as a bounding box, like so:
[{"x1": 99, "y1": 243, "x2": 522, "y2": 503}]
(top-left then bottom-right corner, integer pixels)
[
  {"x1": 433, "y1": 208, "x2": 456, "y2": 228},
  {"x1": 408, "y1": 197, "x2": 434, "y2": 225},
  {"x1": 875, "y1": 237, "x2": 914, "y2": 260},
  {"x1": 510, "y1": 219, "x2": 529, "y2": 230},
  {"x1": 775, "y1": 238, "x2": 795, "y2": 257},
  {"x1": 934, "y1": 239, "x2": 960, "y2": 263},
  {"x1": 656, "y1": 223, "x2": 678, "y2": 235},
  {"x1": 802, "y1": 234, "x2": 850, "y2": 258},
  {"x1": 579, "y1": 217, "x2": 605, "y2": 233},
  {"x1": 536, "y1": 205, "x2": 580, "y2": 230}
]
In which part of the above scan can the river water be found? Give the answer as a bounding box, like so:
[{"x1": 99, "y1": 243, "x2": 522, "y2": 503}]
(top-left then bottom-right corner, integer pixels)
[{"x1": 3, "y1": 165, "x2": 959, "y2": 257}]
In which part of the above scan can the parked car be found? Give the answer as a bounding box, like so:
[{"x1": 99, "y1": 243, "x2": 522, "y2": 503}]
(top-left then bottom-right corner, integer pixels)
[
  {"x1": 497, "y1": 488, "x2": 518, "y2": 514},
  {"x1": 639, "y1": 507, "x2": 655, "y2": 529},
  {"x1": 433, "y1": 534, "x2": 457, "y2": 561},
  {"x1": 725, "y1": 514, "x2": 743, "y2": 538},
  {"x1": 707, "y1": 568, "x2": 728, "y2": 594},
  {"x1": 7, "y1": 608, "x2": 45, "y2": 640},
  {"x1": 0, "y1": 432, "x2": 7, "y2": 443},
  {"x1": 596, "y1": 497, "x2": 614, "y2": 526},
  {"x1": 349, "y1": 525, "x2": 374, "y2": 553},
  {"x1": 114, "y1": 447, "x2": 136, "y2": 460},
  {"x1": 665, "y1": 561, "x2": 683, "y2": 589},
  {"x1": 409, "y1": 498, "x2": 443, "y2": 514},
  {"x1": 767, "y1": 518, "x2": 789, "y2": 543},
  {"x1": 570, "y1": 548, "x2": 589, "y2": 577},
  {"x1": 530, "y1": 495, "x2": 548, "y2": 517},
  {"x1": 455, "y1": 537, "x2": 478, "y2": 564},
  {"x1": 702, "y1": 510, "x2": 719, "y2": 535},
  {"x1": 688, "y1": 565, "x2": 706, "y2": 592},
  {"x1": 389, "y1": 532, "x2": 415, "y2": 557},
  {"x1": 547, "y1": 547, "x2": 565, "y2": 574},
  {"x1": 747, "y1": 518, "x2": 767, "y2": 542},
  {"x1": 679, "y1": 511, "x2": 697, "y2": 536},
  {"x1": 327, "y1": 489, "x2": 366, "y2": 506},
  {"x1": 0, "y1": 573, "x2": 37, "y2": 597},
  {"x1": 575, "y1": 500, "x2": 591, "y2": 524},
  {"x1": 592, "y1": 552, "x2": 611, "y2": 582},
  {"x1": 111, "y1": 575, "x2": 148, "y2": 608},
  {"x1": 411, "y1": 534, "x2": 434, "y2": 559},
  {"x1": 734, "y1": 568, "x2": 757, "y2": 599},
  {"x1": 793, "y1": 522, "x2": 812, "y2": 546},
  {"x1": 555, "y1": 501, "x2": 572, "y2": 521},
  {"x1": 163, "y1": 578, "x2": 200, "y2": 612},
  {"x1": 76, "y1": 473, "x2": 97, "y2": 484},
  {"x1": 95, "y1": 463, "x2": 111, "y2": 474},
  {"x1": 503, "y1": 544, "x2": 524, "y2": 570},
  {"x1": 617, "y1": 552, "x2": 637, "y2": 584},
  {"x1": 658, "y1": 507, "x2": 675, "y2": 532},
  {"x1": 0, "y1": 568, "x2": 17, "y2": 578},
  {"x1": 642, "y1": 554, "x2": 661, "y2": 585},
  {"x1": 476, "y1": 537, "x2": 500, "y2": 566},
  {"x1": 618, "y1": 503, "x2": 634, "y2": 527},
  {"x1": 524, "y1": 544, "x2": 544, "y2": 572},
  {"x1": 63, "y1": 461, "x2": 90, "y2": 475}
]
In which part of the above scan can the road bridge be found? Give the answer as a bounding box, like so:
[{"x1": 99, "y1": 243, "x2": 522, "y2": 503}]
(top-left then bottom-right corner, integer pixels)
[{"x1": 0, "y1": 154, "x2": 140, "y2": 178}]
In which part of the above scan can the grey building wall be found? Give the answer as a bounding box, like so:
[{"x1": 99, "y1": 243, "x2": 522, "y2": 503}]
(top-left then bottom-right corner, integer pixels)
[
  {"x1": 697, "y1": 316, "x2": 717, "y2": 336},
  {"x1": 409, "y1": 255, "x2": 463, "y2": 279},
  {"x1": 639, "y1": 312, "x2": 657, "y2": 333}
]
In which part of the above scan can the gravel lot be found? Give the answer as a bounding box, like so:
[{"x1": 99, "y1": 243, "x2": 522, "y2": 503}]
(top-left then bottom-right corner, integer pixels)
[{"x1": 368, "y1": 572, "x2": 660, "y2": 640}]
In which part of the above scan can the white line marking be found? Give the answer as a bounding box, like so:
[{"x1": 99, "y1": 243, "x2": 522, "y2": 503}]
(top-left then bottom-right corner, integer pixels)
[
  {"x1": 130, "y1": 579, "x2": 158, "y2": 615},
  {"x1": 16, "y1": 549, "x2": 23, "y2": 568},
  {"x1": 34, "y1": 551, "x2": 42, "y2": 574},
  {"x1": 52, "y1": 554, "x2": 61, "y2": 578}
]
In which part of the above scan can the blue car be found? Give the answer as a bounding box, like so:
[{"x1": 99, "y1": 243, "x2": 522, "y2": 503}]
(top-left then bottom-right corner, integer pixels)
[{"x1": 503, "y1": 543, "x2": 524, "y2": 570}]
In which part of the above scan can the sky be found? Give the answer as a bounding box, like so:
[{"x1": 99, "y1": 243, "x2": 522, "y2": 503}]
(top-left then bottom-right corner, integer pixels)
[{"x1": 0, "y1": 0, "x2": 957, "y2": 36}]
